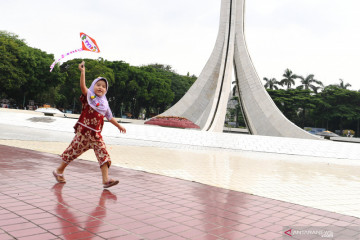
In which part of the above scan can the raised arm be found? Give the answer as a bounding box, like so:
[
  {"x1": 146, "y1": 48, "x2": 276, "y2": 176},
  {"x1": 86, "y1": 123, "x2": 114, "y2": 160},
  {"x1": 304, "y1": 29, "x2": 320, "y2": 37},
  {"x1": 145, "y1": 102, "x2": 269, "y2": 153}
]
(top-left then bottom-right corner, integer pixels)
[{"x1": 79, "y1": 61, "x2": 88, "y2": 95}]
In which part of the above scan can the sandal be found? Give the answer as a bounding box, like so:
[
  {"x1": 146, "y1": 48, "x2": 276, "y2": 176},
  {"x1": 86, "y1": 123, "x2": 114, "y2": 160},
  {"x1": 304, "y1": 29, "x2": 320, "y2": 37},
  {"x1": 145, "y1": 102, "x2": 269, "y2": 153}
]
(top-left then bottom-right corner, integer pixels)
[
  {"x1": 103, "y1": 179, "x2": 119, "y2": 188},
  {"x1": 53, "y1": 170, "x2": 66, "y2": 183}
]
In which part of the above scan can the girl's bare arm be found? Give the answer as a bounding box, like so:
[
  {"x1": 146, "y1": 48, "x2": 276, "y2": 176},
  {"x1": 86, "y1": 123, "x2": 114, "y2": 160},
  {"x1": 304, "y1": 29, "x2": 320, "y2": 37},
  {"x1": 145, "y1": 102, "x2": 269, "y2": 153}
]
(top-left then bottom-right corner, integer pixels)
[
  {"x1": 109, "y1": 118, "x2": 126, "y2": 134},
  {"x1": 79, "y1": 61, "x2": 88, "y2": 95}
]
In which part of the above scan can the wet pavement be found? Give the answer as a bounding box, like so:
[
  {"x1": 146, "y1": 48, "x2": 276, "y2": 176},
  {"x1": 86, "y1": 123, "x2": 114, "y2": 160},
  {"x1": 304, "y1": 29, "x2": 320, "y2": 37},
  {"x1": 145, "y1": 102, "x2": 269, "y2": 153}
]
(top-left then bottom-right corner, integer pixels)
[
  {"x1": 1, "y1": 109, "x2": 360, "y2": 239},
  {"x1": 1, "y1": 145, "x2": 360, "y2": 240}
]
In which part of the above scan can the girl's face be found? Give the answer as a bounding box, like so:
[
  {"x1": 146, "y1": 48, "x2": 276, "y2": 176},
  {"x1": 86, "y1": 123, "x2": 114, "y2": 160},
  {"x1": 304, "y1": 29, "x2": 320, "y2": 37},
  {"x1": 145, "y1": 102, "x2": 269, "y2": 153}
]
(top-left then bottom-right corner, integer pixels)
[{"x1": 94, "y1": 80, "x2": 107, "y2": 97}]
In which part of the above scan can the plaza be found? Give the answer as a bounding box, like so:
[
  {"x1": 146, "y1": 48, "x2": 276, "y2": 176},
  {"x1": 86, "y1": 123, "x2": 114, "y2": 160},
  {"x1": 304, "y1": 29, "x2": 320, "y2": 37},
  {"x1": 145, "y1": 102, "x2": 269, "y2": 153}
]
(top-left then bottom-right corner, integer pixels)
[{"x1": 0, "y1": 108, "x2": 360, "y2": 239}]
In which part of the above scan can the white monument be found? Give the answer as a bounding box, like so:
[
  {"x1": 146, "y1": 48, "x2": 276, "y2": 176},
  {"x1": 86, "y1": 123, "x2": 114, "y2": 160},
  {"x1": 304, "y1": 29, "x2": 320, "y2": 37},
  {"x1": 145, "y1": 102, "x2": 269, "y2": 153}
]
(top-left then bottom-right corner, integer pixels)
[{"x1": 147, "y1": 0, "x2": 318, "y2": 140}]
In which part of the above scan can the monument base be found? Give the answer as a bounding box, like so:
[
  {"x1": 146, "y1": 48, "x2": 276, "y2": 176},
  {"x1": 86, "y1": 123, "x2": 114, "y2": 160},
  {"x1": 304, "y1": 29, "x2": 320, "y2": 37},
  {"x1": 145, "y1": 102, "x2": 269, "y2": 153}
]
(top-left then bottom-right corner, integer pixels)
[{"x1": 145, "y1": 116, "x2": 200, "y2": 129}]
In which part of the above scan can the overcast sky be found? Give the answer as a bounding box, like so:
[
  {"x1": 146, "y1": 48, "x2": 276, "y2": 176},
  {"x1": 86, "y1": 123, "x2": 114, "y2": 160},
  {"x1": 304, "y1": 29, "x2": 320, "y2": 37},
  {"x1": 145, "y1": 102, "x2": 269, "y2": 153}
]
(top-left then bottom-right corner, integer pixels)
[{"x1": 2, "y1": 0, "x2": 360, "y2": 90}]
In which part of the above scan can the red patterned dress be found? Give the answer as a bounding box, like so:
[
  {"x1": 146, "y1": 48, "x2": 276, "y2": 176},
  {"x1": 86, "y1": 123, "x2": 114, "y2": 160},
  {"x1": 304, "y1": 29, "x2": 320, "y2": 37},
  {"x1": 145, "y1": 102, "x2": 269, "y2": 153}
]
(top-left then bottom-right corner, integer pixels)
[{"x1": 61, "y1": 94, "x2": 111, "y2": 167}]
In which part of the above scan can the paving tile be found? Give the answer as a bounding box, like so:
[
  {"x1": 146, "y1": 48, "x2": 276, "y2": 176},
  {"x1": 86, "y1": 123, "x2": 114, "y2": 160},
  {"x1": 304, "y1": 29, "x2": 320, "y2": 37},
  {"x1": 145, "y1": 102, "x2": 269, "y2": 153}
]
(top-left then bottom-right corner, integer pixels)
[
  {"x1": 251, "y1": 220, "x2": 273, "y2": 229},
  {"x1": 1, "y1": 222, "x2": 39, "y2": 232},
  {"x1": 165, "y1": 224, "x2": 193, "y2": 234},
  {"x1": 38, "y1": 220, "x2": 74, "y2": 230},
  {"x1": 207, "y1": 226, "x2": 233, "y2": 236},
  {"x1": 221, "y1": 230, "x2": 248, "y2": 240},
  {"x1": 17, "y1": 232, "x2": 58, "y2": 240},
  {"x1": 265, "y1": 215, "x2": 288, "y2": 224},
  {"x1": 131, "y1": 225, "x2": 160, "y2": 235},
  {"x1": 8, "y1": 227, "x2": 48, "y2": 238},
  {"x1": 82, "y1": 236, "x2": 104, "y2": 240},
  {"x1": 192, "y1": 234, "x2": 219, "y2": 240},
  {"x1": 263, "y1": 224, "x2": 284, "y2": 233},
  {"x1": 228, "y1": 223, "x2": 252, "y2": 232},
  {"x1": 257, "y1": 231, "x2": 282, "y2": 240},
  {"x1": 97, "y1": 229, "x2": 130, "y2": 238},
  {"x1": 85, "y1": 224, "x2": 119, "y2": 234},
  {"x1": 107, "y1": 234, "x2": 144, "y2": 240},
  {"x1": 105, "y1": 216, "x2": 136, "y2": 225},
  {"x1": 141, "y1": 229, "x2": 173, "y2": 240},
  {"x1": 24, "y1": 212, "x2": 56, "y2": 221},
  {"x1": 61, "y1": 230, "x2": 95, "y2": 239},
  {"x1": 0, "y1": 233, "x2": 15, "y2": 240},
  {"x1": 31, "y1": 216, "x2": 61, "y2": 225},
  {"x1": 352, "y1": 219, "x2": 360, "y2": 225},
  {"x1": 0, "y1": 217, "x2": 29, "y2": 227},
  {"x1": 295, "y1": 218, "x2": 317, "y2": 225},
  {"x1": 283, "y1": 214, "x2": 303, "y2": 222},
  {"x1": 160, "y1": 235, "x2": 187, "y2": 240},
  {"x1": 333, "y1": 220, "x2": 353, "y2": 227},
  {"x1": 119, "y1": 221, "x2": 148, "y2": 231},
  {"x1": 47, "y1": 225, "x2": 83, "y2": 236},
  {"x1": 0, "y1": 213, "x2": 20, "y2": 220},
  {"x1": 151, "y1": 220, "x2": 179, "y2": 229},
  {"x1": 177, "y1": 228, "x2": 206, "y2": 238}
]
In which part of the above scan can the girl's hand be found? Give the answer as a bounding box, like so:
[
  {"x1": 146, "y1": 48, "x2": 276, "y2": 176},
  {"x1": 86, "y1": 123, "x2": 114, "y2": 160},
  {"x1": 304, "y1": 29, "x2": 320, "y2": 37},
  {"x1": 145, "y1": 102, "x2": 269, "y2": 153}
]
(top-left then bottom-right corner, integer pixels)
[
  {"x1": 118, "y1": 125, "x2": 126, "y2": 134},
  {"x1": 79, "y1": 61, "x2": 85, "y2": 71}
]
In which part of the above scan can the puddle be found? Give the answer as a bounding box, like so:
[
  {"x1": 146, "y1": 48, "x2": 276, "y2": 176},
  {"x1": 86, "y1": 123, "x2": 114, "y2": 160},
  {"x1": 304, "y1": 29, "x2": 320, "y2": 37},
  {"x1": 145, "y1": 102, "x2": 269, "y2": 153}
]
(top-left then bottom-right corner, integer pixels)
[{"x1": 27, "y1": 117, "x2": 56, "y2": 123}]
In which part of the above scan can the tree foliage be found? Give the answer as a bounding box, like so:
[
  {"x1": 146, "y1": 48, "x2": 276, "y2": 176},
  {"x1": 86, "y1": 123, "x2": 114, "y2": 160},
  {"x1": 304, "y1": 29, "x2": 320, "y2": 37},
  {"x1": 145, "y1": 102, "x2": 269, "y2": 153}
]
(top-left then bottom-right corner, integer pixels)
[
  {"x1": 0, "y1": 31, "x2": 64, "y2": 106},
  {"x1": 267, "y1": 86, "x2": 360, "y2": 134},
  {"x1": 0, "y1": 31, "x2": 195, "y2": 118},
  {"x1": 263, "y1": 69, "x2": 360, "y2": 135},
  {"x1": 263, "y1": 77, "x2": 281, "y2": 90},
  {"x1": 338, "y1": 78, "x2": 352, "y2": 89},
  {"x1": 280, "y1": 68, "x2": 298, "y2": 89},
  {"x1": 296, "y1": 74, "x2": 323, "y2": 93}
]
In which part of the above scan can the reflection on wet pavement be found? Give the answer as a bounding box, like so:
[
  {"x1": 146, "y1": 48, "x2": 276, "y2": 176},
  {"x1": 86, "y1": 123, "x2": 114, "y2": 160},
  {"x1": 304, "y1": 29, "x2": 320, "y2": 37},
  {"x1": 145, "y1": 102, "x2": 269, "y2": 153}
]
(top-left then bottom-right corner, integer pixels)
[{"x1": 51, "y1": 183, "x2": 118, "y2": 239}]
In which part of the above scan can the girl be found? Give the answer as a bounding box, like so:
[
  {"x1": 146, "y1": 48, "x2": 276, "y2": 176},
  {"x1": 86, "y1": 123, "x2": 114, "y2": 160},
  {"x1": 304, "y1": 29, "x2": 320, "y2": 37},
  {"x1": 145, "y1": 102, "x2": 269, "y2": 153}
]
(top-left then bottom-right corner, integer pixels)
[{"x1": 53, "y1": 61, "x2": 126, "y2": 188}]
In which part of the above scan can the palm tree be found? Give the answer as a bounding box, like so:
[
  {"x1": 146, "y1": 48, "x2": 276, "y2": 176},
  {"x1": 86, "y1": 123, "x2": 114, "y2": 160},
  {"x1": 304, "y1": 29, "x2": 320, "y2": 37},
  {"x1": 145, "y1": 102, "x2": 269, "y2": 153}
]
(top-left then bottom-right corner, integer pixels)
[
  {"x1": 280, "y1": 68, "x2": 298, "y2": 89},
  {"x1": 263, "y1": 77, "x2": 281, "y2": 90},
  {"x1": 338, "y1": 79, "x2": 352, "y2": 89},
  {"x1": 297, "y1": 74, "x2": 324, "y2": 93}
]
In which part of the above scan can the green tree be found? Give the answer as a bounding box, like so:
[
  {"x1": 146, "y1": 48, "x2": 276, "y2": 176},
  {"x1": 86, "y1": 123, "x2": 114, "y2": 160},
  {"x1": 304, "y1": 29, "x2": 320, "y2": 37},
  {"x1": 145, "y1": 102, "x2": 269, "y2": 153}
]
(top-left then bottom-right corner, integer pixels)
[
  {"x1": 267, "y1": 89, "x2": 323, "y2": 128},
  {"x1": 263, "y1": 77, "x2": 281, "y2": 90},
  {"x1": 280, "y1": 68, "x2": 298, "y2": 89},
  {"x1": 140, "y1": 65, "x2": 175, "y2": 117},
  {"x1": 338, "y1": 78, "x2": 352, "y2": 89},
  {"x1": 145, "y1": 64, "x2": 195, "y2": 105},
  {"x1": 105, "y1": 60, "x2": 131, "y2": 117},
  {"x1": 296, "y1": 74, "x2": 323, "y2": 93},
  {"x1": 0, "y1": 31, "x2": 28, "y2": 96},
  {"x1": 0, "y1": 31, "x2": 64, "y2": 108},
  {"x1": 314, "y1": 85, "x2": 360, "y2": 132}
]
